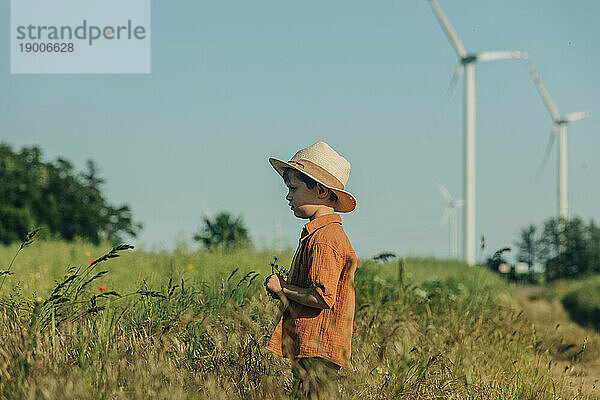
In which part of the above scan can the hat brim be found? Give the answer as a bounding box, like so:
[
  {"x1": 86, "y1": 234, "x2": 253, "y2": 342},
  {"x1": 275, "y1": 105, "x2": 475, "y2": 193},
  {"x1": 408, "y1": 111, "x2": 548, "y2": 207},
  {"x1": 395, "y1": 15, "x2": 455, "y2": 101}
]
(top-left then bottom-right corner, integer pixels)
[{"x1": 269, "y1": 157, "x2": 357, "y2": 213}]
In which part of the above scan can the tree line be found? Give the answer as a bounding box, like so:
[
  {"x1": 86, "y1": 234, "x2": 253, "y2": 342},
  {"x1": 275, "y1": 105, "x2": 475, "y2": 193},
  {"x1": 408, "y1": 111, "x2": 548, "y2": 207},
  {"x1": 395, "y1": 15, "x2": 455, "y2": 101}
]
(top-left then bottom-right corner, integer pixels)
[
  {"x1": 0, "y1": 143, "x2": 142, "y2": 245},
  {"x1": 491, "y1": 217, "x2": 600, "y2": 282}
]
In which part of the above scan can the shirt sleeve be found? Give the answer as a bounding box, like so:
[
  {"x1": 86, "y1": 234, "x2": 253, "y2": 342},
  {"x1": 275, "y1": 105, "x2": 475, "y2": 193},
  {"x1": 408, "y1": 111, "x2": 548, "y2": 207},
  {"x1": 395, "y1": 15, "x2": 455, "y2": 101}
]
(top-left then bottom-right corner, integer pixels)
[{"x1": 307, "y1": 243, "x2": 344, "y2": 309}]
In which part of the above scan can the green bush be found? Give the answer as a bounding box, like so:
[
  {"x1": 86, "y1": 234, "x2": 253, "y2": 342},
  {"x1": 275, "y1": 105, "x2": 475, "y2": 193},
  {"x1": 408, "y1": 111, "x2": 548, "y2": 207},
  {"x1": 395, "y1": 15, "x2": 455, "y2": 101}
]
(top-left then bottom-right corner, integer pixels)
[{"x1": 562, "y1": 276, "x2": 600, "y2": 331}]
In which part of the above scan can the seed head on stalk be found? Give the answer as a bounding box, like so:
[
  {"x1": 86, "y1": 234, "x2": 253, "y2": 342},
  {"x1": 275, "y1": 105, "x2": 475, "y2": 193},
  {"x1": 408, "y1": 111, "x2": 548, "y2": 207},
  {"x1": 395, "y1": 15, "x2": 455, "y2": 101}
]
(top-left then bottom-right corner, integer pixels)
[{"x1": 0, "y1": 228, "x2": 41, "y2": 292}]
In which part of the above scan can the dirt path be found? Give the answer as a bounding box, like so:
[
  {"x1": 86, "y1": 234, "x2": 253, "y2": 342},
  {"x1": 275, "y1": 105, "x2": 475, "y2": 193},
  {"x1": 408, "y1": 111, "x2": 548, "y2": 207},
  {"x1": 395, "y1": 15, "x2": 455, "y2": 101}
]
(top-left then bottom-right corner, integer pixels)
[{"x1": 513, "y1": 285, "x2": 600, "y2": 399}]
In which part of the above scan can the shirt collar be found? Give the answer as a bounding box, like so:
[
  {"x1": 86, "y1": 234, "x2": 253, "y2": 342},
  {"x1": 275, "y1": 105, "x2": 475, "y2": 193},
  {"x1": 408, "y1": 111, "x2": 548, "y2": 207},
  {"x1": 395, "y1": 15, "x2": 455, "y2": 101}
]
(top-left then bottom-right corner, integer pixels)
[{"x1": 303, "y1": 213, "x2": 342, "y2": 236}]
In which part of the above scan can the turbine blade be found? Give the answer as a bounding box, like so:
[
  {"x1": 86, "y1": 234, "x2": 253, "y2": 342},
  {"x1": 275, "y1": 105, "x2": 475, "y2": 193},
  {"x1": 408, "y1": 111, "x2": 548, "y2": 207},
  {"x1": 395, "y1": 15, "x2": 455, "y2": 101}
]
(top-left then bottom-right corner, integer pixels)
[
  {"x1": 477, "y1": 51, "x2": 529, "y2": 62},
  {"x1": 434, "y1": 177, "x2": 453, "y2": 203},
  {"x1": 563, "y1": 111, "x2": 591, "y2": 123},
  {"x1": 425, "y1": 63, "x2": 464, "y2": 140},
  {"x1": 535, "y1": 127, "x2": 557, "y2": 183},
  {"x1": 439, "y1": 207, "x2": 451, "y2": 230},
  {"x1": 528, "y1": 64, "x2": 561, "y2": 122},
  {"x1": 445, "y1": 64, "x2": 464, "y2": 103},
  {"x1": 428, "y1": 0, "x2": 467, "y2": 58}
]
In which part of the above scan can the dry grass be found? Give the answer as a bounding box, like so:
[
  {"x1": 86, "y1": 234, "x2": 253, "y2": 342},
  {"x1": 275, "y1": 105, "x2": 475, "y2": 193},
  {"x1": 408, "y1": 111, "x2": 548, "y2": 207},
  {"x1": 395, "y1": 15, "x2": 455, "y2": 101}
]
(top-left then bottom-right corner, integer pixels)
[
  {"x1": 0, "y1": 241, "x2": 597, "y2": 399},
  {"x1": 514, "y1": 285, "x2": 600, "y2": 399}
]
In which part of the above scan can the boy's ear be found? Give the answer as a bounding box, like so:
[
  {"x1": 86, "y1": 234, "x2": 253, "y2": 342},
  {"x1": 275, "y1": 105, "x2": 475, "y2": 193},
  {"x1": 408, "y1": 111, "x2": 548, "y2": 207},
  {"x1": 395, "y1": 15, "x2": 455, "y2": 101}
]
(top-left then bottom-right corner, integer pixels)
[{"x1": 316, "y1": 183, "x2": 330, "y2": 199}]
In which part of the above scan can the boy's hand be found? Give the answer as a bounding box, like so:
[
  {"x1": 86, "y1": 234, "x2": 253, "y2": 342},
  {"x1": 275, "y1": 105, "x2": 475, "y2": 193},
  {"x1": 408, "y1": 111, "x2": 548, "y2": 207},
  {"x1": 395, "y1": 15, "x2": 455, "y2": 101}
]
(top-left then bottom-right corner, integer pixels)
[{"x1": 264, "y1": 274, "x2": 285, "y2": 298}]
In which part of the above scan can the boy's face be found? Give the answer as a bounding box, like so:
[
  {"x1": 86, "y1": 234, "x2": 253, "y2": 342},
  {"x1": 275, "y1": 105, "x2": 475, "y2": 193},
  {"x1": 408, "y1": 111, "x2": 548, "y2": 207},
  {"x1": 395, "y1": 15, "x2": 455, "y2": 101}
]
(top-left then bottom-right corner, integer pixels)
[{"x1": 284, "y1": 170, "x2": 329, "y2": 219}]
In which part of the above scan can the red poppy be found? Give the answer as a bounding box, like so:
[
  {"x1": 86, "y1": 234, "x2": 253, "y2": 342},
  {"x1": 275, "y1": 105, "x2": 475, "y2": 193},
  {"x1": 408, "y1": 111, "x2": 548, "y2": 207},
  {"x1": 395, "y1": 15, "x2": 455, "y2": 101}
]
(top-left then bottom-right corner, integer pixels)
[
  {"x1": 89, "y1": 258, "x2": 96, "y2": 266},
  {"x1": 98, "y1": 286, "x2": 107, "y2": 292}
]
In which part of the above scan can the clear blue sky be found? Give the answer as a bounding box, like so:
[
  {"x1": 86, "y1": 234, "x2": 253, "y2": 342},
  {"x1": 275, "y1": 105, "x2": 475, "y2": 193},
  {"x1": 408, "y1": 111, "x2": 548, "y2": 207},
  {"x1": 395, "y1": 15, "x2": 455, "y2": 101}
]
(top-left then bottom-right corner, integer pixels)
[{"x1": 2, "y1": 0, "x2": 599, "y2": 260}]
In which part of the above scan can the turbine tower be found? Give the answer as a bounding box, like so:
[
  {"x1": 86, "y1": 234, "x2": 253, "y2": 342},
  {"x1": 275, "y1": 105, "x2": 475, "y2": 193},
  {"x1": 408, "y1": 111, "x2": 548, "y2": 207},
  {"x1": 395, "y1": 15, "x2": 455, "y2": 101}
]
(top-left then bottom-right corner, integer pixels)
[
  {"x1": 428, "y1": 0, "x2": 528, "y2": 265},
  {"x1": 435, "y1": 178, "x2": 463, "y2": 258},
  {"x1": 528, "y1": 65, "x2": 591, "y2": 220}
]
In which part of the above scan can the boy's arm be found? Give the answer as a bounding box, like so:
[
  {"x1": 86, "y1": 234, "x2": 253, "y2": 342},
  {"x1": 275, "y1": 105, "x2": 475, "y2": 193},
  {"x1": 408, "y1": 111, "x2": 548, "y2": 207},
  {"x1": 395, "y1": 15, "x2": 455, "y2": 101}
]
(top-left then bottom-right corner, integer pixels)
[
  {"x1": 281, "y1": 281, "x2": 330, "y2": 309},
  {"x1": 265, "y1": 274, "x2": 329, "y2": 309}
]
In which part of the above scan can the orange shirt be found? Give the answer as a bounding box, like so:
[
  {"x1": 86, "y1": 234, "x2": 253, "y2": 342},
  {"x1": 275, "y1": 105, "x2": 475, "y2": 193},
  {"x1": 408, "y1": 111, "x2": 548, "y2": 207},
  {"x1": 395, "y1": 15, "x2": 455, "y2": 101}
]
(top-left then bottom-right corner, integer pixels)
[{"x1": 266, "y1": 213, "x2": 357, "y2": 368}]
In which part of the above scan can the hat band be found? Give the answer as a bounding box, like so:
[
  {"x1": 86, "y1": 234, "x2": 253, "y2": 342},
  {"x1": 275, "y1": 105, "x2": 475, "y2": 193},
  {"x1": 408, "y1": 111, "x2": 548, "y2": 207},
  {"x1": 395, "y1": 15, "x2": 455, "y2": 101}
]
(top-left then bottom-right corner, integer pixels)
[{"x1": 288, "y1": 159, "x2": 344, "y2": 189}]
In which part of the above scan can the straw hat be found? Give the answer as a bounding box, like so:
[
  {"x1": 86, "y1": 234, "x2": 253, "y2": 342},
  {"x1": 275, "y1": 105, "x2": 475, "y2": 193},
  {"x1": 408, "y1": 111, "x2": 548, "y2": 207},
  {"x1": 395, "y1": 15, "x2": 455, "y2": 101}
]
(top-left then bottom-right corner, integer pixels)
[{"x1": 269, "y1": 141, "x2": 357, "y2": 213}]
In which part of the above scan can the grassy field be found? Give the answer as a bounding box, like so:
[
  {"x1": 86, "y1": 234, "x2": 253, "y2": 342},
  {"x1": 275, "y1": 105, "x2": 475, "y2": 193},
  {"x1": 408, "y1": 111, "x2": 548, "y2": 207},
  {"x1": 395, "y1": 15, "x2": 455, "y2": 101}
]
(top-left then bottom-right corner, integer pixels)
[{"x1": 0, "y1": 240, "x2": 597, "y2": 399}]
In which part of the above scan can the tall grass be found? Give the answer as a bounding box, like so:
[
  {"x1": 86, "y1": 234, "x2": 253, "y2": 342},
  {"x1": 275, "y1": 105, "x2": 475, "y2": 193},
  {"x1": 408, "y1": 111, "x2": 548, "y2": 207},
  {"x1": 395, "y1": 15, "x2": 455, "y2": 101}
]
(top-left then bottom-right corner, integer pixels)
[{"x1": 0, "y1": 239, "x2": 593, "y2": 399}]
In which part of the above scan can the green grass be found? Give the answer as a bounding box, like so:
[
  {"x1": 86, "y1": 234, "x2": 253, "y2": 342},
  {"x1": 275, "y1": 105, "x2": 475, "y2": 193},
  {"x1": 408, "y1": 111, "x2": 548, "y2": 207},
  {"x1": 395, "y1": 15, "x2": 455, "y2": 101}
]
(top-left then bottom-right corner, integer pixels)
[
  {"x1": 0, "y1": 240, "x2": 592, "y2": 399},
  {"x1": 551, "y1": 275, "x2": 600, "y2": 332},
  {"x1": 0, "y1": 239, "x2": 289, "y2": 297}
]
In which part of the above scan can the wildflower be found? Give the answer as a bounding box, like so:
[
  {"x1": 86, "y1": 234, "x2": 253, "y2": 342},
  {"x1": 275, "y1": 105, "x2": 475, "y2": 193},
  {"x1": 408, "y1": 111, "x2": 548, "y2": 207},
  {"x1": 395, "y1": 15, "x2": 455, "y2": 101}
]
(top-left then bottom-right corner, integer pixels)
[
  {"x1": 187, "y1": 264, "x2": 194, "y2": 270},
  {"x1": 269, "y1": 256, "x2": 289, "y2": 280},
  {"x1": 89, "y1": 258, "x2": 96, "y2": 265},
  {"x1": 85, "y1": 251, "x2": 92, "y2": 257},
  {"x1": 98, "y1": 285, "x2": 107, "y2": 292}
]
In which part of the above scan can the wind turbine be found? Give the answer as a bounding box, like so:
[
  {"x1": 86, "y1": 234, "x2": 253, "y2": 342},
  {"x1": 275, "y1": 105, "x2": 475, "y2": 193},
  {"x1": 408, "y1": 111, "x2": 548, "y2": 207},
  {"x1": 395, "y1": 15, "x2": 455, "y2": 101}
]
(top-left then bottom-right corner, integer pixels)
[
  {"x1": 435, "y1": 178, "x2": 463, "y2": 258},
  {"x1": 528, "y1": 64, "x2": 591, "y2": 220},
  {"x1": 428, "y1": 0, "x2": 528, "y2": 265}
]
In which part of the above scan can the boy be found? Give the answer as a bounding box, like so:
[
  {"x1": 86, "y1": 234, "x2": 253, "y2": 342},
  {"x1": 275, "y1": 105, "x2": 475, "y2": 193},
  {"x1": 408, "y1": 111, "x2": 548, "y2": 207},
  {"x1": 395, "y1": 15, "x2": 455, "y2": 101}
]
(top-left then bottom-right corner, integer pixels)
[{"x1": 264, "y1": 141, "x2": 357, "y2": 399}]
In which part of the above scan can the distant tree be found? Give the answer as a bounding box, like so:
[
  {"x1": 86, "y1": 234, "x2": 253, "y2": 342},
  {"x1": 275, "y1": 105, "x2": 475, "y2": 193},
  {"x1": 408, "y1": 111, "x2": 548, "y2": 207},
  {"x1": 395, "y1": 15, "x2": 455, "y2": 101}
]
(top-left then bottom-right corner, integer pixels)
[
  {"x1": 563, "y1": 217, "x2": 589, "y2": 276},
  {"x1": 485, "y1": 247, "x2": 511, "y2": 273},
  {"x1": 532, "y1": 217, "x2": 594, "y2": 281},
  {"x1": 372, "y1": 252, "x2": 396, "y2": 263},
  {"x1": 193, "y1": 212, "x2": 251, "y2": 250},
  {"x1": 0, "y1": 207, "x2": 34, "y2": 244},
  {"x1": 587, "y1": 220, "x2": 600, "y2": 274},
  {"x1": 0, "y1": 143, "x2": 142, "y2": 245},
  {"x1": 537, "y1": 218, "x2": 559, "y2": 279},
  {"x1": 515, "y1": 224, "x2": 538, "y2": 274},
  {"x1": 508, "y1": 217, "x2": 600, "y2": 282}
]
